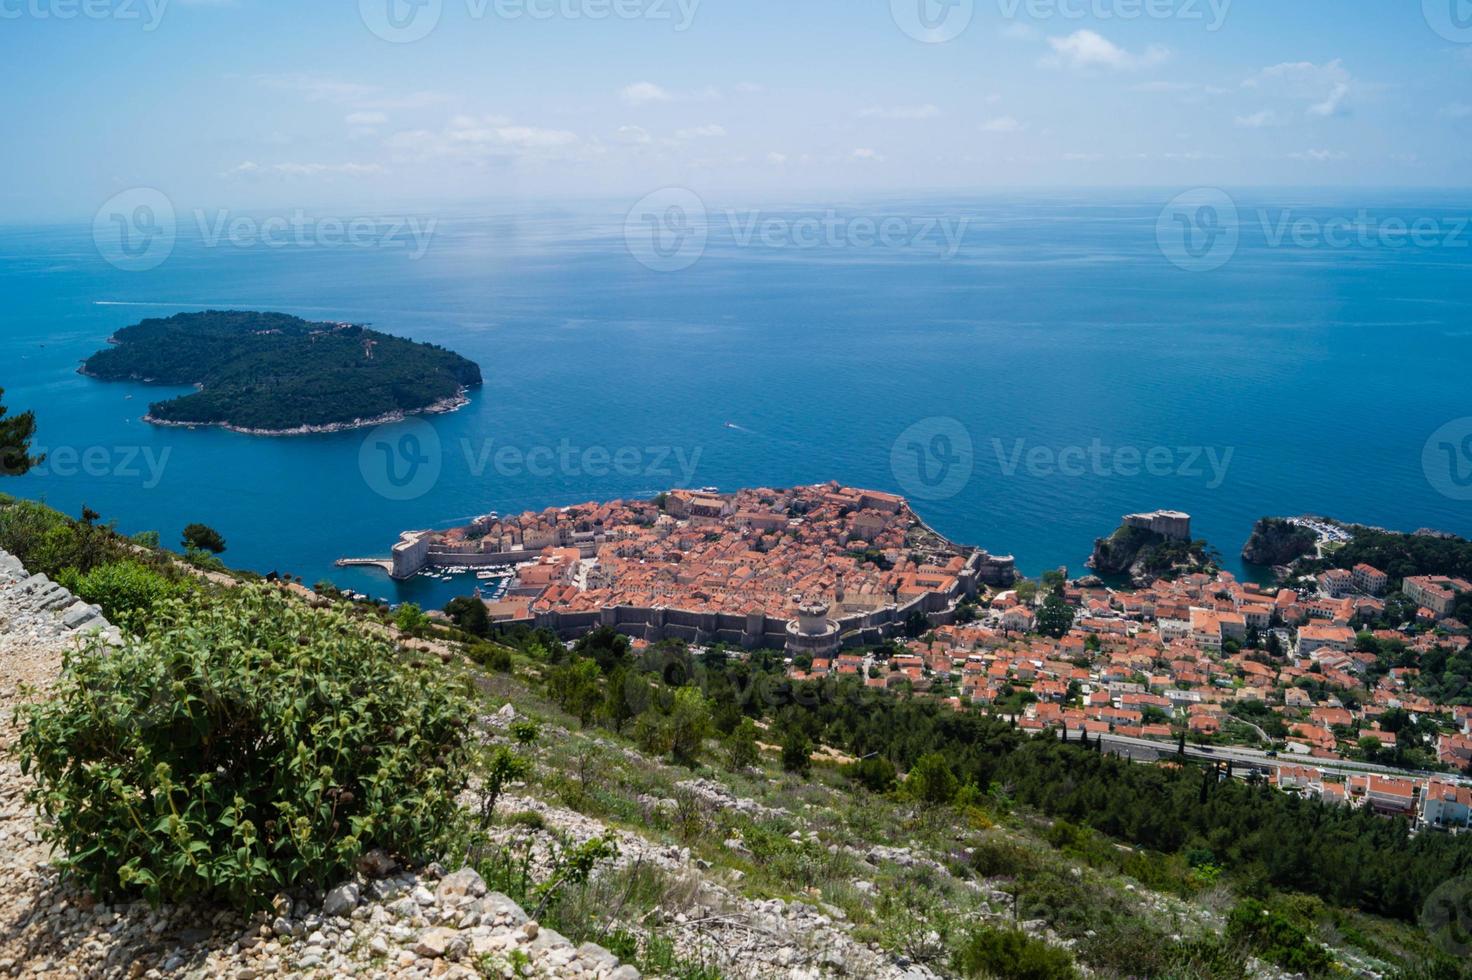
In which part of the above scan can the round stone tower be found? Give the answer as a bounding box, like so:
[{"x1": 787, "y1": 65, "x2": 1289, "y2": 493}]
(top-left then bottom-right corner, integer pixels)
[{"x1": 786, "y1": 595, "x2": 840, "y2": 658}]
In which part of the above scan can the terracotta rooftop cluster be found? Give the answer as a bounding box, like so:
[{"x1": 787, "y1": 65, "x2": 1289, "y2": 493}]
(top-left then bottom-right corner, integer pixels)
[
  {"x1": 784, "y1": 560, "x2": 1471, "y2": 826},
  {"x1": 434, "y1": 483, "x2": 968, "y2": 620}
]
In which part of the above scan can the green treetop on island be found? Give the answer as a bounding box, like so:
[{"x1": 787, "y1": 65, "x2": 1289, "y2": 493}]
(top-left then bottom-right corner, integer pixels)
[{"x1": 82, "y1": 311, "x2": 482, "y2": 433}]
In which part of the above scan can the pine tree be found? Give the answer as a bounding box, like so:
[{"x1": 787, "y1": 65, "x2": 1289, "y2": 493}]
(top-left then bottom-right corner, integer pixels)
[{"x1": 0, "y1": 388, "x2": 42, "y2": 477}]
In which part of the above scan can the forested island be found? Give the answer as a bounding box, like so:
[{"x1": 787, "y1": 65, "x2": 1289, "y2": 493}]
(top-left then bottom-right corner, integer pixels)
[{"x1": 82, "y1": 311, "x2": 482, "y2": 434}]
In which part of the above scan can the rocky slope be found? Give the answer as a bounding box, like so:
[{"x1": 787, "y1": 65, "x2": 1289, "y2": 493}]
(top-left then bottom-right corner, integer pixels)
[
  {"x1": 0, "y1": 545, "x2": 1344, "y2": 980},
  {"x1": 0, "y1": 550, "x2": 633, "y2": 979}
]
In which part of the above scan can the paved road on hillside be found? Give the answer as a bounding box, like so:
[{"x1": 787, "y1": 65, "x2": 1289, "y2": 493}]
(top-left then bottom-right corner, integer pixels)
[{"x1": 1055, "y1": 729, "x2": 1470, "y2": 785}]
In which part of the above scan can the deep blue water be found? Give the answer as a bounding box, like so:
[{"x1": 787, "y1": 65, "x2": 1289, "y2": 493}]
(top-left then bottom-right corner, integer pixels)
[{"x1": 4, "y1": 191, "x2": 1470, "y2": 607}]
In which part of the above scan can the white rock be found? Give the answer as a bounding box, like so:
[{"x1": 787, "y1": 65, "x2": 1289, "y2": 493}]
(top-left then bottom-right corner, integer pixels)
[{"x1": 323, "y1": 882, "x2": 360, "y2": 918}]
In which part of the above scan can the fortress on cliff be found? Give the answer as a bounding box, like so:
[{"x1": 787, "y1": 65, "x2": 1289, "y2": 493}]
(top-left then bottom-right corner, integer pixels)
[{"x1": 1122, "y1": 510, "x2": 1192, "y2": 542}]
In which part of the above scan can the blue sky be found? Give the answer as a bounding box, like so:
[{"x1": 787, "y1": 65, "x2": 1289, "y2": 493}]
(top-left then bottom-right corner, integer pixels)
[{"x1": 2, "y1": 0, "x2": 1471, "y2": 219}]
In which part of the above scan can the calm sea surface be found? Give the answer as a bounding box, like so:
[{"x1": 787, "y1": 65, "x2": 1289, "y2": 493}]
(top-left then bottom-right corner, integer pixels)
[{"x1": 3, "y1": 191, "x2": 1470, "y2": 606}]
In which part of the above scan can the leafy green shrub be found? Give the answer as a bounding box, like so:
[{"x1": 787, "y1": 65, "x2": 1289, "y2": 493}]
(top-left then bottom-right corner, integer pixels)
[
  {"x1": 19, "y1": 585, "x2": 474, "y2": 908},
  {"x1": 905, "y1": 752, "x2": 959, "y2": 806},
  {"x1": 473, "y1": 834, "x2": 618, "y2": 922},
  {"x1": 505, "y1": 810, "x2": 545, "y2": 831},
  {"x1": 474, "y1": 745, "x2": 531, "y2": 828},
  {"x1": 57, "y1": 560, "x2": 189, "y2": 630},
  {"x1": 780, "y1": 729, "x2": 812, "y2": 776},
  {"x1": 844, "y1": 755, "x2": 897, "y2": 793},
  {"x1": 548, "y1": 659, "x2": 603, "y2": 726},
  {"x1": 969, "y1": 837, "x2": 1040, "y2": 879},
  {"x1": 952, "y1": 925, "x2": 1079, "y2": 979},
  {"x1": 1075, "y1": 920, "x2": 1248, "y2": 980},
  {"x1": 509, "y1": 720, "x2": 540, "y2": 745},
  {"x1": 470, "y1": 642, "x2": 513, "y2": 672},
  {"x1": 724, "y1": 717, "x2": 760, "y2": 771},
  {"x1": 0, "y1": 498, "x2": 128, "y2": 577},
  {"x1": 1226, "y1": 899, "x2": 1334, "y2": 976}
]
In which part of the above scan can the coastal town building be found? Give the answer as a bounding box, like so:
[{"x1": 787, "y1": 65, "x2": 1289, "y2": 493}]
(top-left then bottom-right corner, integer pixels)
[
  {"x1": 771, "y1": 543, "x2": 1472, "y2": 827},
  {"x1": 1353, "y1": 563, "x2": 1389, "y2": 596},
  {"x1": 384, "y1": 484, "x2": 1015, "y2": 654},
  {"x1": 1403, "y1": 575, "x2": 1471, "y2": 619}
]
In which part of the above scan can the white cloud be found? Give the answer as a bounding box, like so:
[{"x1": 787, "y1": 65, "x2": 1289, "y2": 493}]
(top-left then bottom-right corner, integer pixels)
[
  {"x1": 851, "y1": 148, "x2": 883, "y2": 161},
  {"x1": 253, "y1": 74, "x2": 378, "y2": 103},
  {"x1": 615, "y1": 125, "x2": 651, "y2": 144},
  {"x1": 492, "y1": 126, "x2": 579, "y2": 148},
  {"x1": 1133, "y1": 81, "x2": 1191, "y2": 93},
  {"x1": 1042, "y1": 30, "x2": 1168, "y2": 71},
  {"x1": 443, "y1": 114, "x2": 513, "y2": 142},
  {"x1": 251, "y1": 74, "x2": 444, "y2": 112},
  {"x1": 620, "y1": 82, "x2": 673, "y2": 106},
  {"x1": 384, "y1": 114, "x2": 581, "y2": 162},
  {"x1": 675, "y1": 124, "x2": 727, "y2": 139},
  {"x1": 734, "y1": 82, "x2": 764, "y2": 94},
  {"x1": 358, "y1": 92, "x2": 448, "y2": 111},
  {"x1": 441, "y1": 115, "x2": 575, "y2": 148},
  {"x1": 980, "y1": 115, "x2": 1024, "y2": 133},
  {"x1": 346, "y1": 111, "x2": 388, "y2": 126},
  {"x1": 1308, "y1": 82, "x2": 1350, "y2": 117},
  {"x1": 858, "y1": 104, "x2": 942, "y2": 120},
  {"x1": 618, "y1": 81, "x2": 724, "y2": 107},
  {"x1": 1245, "y1": 60, "x2": 1353, "y2": 117},
  {"x1": 223, "y1": 160, "x2": 384, "y2": 178},
  {"x1": 767, "y1": 152, "x2": 788, "y2": 164},
  {"x1": 1288, "y1": 149, "x2": 1347, "y2": 162},
  {"x1": 1235, "y1": 109, "x2": 1282, "y2": 128},
  {"x1": 274, "y1": 162, "x2": 384, "y2": 176}
]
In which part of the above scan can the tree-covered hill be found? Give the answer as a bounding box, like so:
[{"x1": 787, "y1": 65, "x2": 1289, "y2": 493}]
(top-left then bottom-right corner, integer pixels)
[
  {"x1": 1302, "y1": 525, "x2": 1472, "y2": 585},
  {"x1": 82, "y1": 310, "x2": 482, "y2": 433}
]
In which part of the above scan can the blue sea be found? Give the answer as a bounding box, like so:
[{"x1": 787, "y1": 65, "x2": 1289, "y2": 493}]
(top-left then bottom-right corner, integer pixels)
[{"x1": 4, "y1": 190, "x2": 1470, "y2": 608}]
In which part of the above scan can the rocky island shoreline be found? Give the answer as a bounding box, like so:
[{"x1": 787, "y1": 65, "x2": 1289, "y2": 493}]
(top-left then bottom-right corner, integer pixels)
[{"x1": 139, "y1": 390, "x2": 473, "y2": 437}]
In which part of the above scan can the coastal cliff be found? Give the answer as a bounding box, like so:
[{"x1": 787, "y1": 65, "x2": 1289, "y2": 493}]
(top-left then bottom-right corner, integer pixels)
[
  {"x1": 1088, "y1": 522, "x2": 1216, "y2": 587},
  {"x1": 1241, "y1": 517, "x2": 1318, "y2": 567}
]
